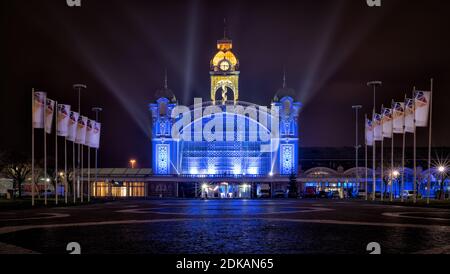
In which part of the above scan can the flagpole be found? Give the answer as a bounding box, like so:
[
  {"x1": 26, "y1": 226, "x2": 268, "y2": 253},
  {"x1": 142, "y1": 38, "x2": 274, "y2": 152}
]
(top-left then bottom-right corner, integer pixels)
[
  {"x1": 401, "y1": 124, "x2": 406, "y2": 202},
  {"x1": 92, "y1": 107, "x2": 103, "y2": 201},
  {"x1": 352, "y1": 105, "x2": 362, "y2": 198},
  {"x1": 55, "y1": 101, "x2": 58, "y2": 205},
  {"x1": 373, "y1": 117, "x2": 376, "y2": 201},
  {"x1": 73, "y1": 142, "x2": 76, "y2": 204},
  {"x1": 367, "y1": 81, "x2": 382, "y2": 201},
  {"x1": 73, "y1": 84, "x2": 86, "y2": 199},
  {"x1": 401, "y1": 94, "x2": 406, "y2": 202},
  {"x1": 44, "y1": 99, "x2": 48, "y2": 206},
  {"x1": 390, "y1": 101, "x2": 394, "y2": 202},
  {"x1": 365, "y1": 114, "x2": 368, "y2": 201},
  {"x1": 65, "y1": 137, "x2": 68, "y2": 204},
  {"x1": 391, "y1": 122, "x2": 394, "y2": 202},
  {"x1": 77, "y1": 92, "x2": 80, "y2": 200},
  {"x1": 81, "y1": 145, "x2": 84, "y2": 203},
  {"x1": 88, "y1": 147, "x2": 91, "y2": 202},
  {"x1": 427, "y1": 79, "x2": 434, "y2": 204},
  {"x1": 413, "y1": 87, "x2": 417, "y2": 203},
  {"x1": 381, "y1": 105, "x2": 384, "y2": 202},
  {"x1": 31, "y1": 89, "x2": 35, "y2": 206},
  {"x1": 381, "y1": 134, "x2": 384, "y2": 201}
]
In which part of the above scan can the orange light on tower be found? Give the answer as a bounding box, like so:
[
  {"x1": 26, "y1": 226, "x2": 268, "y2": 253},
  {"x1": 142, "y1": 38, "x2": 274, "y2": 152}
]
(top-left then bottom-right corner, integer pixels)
[{"x1": 129, "y1": 159, "x2": 137, "y2": 169}]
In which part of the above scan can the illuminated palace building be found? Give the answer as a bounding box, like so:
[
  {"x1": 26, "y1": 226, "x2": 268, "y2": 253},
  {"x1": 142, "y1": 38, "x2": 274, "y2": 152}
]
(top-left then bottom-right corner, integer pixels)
[
  {"x1": 147, "y1": 34, "x2": 300, "y2": 198},
  {"x1": 87, "y1": 36, "x2": 448, "y2": 199}
]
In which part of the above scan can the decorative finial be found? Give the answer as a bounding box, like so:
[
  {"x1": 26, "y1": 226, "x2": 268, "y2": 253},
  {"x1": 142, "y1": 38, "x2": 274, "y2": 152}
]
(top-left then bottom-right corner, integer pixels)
[
  {"x1": 223, "y1": 18, "x2": 227, "y2": 38},
  {"x1": 282, "y1": 67, "x2": 287, "y2": 89},
  {"x1": 164, "y1": 68, "x2": 168, "y2": 89}
]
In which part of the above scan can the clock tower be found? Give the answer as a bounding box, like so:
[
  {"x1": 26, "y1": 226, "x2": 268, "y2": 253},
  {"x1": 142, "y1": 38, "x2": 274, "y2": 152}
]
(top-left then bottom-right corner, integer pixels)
[{"x1": 210, "y1": 33, "x2": 239, "y2": 104}]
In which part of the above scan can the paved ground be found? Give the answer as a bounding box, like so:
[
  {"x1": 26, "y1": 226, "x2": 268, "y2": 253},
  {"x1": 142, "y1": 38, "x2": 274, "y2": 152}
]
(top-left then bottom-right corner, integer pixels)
[{"x1": 0, "y1": 199, "x2": 449, "y2": 254}]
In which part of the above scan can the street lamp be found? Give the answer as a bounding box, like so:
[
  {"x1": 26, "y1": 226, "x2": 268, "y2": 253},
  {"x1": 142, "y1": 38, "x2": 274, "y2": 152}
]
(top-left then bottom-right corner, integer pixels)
[
  {"x1": 392, "y1": 170, "x2": 400, "y2": 178},
  {"x1": 437, "y1": 165, "x2": 447, "y2": 200},
  {"x1": 391, "y1": 169, "x2": 400, "y2": 200},
  {"x1": 367, "y1": 81, "x2": 382, "y2": 112},
  {"x1": 129, "y1": 159, "x2": 137, "y2": 169},
  {"x1": 202, "y1": 183, "x2": 208, "y2": 199}
]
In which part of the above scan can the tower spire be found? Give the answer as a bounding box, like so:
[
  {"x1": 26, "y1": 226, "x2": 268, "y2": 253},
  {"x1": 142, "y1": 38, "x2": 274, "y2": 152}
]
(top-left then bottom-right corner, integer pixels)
[
  {"x1": 223, "y1": 17, "x2": 227, "y2": 39},
  {"x1": 164, "y1": 68, "x2": 168, "y2": 89},
  {"x1": 282, "y1": 67, "x2": 287, "y2": 88}
]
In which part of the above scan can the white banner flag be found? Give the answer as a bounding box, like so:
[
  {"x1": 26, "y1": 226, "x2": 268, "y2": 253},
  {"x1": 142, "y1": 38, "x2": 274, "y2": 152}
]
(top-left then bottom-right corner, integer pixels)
[
  {"x1": 75, "y1": 116, "x2": 88, "y2": 145},
  {"x1": 373, "y1": 113, "x2": 382, "y2": 141},
  {"x1": 414, "y1": 91, "x2": 431, "y2": 127},
  {"x1": 85, "y1": 119, "x2": 95, "y2": 147},
  {"x1": 56, "y1": 104, "x2": 71, "y2": 137},
  {"x1": 392, "y1": 102, "x2": 405, "y2": 134},
  {"x1": 405, "y1": 98, "x2": 414, "y2": 133},
  {"x1": 365, "y1": 118, "x2": 374, "y2": 146},
  {"x1": 382, "y1": 107, "x2": 393, "y2": 138},
  {"x1": 67, "y1": 111, "x2": 79, "y2": 142},
  {"x1": 91, "y1": 122, "x2": 101, "y2": 149},
  {"x1": 45, "y1": 98, "x2": 55, "y2": 134},
  {"x1": 33, "y1": 91, "x2": 46, "y2": 129}
]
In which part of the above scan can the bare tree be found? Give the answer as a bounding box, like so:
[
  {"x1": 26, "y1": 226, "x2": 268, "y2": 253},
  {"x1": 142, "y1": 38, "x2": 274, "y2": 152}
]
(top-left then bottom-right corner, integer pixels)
[
  {"x1": 2, "y1": 162, "x2": 31, "y2": 198},
  {"x1": 1, "y1": 151, "x2": 32, "y2": 199}
]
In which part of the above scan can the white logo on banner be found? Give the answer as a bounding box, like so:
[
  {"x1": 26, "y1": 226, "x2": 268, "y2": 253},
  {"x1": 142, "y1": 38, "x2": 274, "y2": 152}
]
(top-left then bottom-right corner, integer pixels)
[
  {"x1": 33, "y1": 92, "x2": 46, "y2": 129},
  {"x1": 75, "y1": 116, "x2": 88, "y2": 145},
  {"x1": 57, "y1": 104, "x2": 71, "y2": 137}
]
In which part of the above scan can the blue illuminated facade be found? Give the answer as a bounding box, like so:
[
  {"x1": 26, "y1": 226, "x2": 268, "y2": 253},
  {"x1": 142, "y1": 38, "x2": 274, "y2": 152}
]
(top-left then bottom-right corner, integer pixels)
[
  {"x1": 150, "y1": 35, "x2": 301, "y2": 178},
  {"x1": 150, "y1": 97, "x2": 301, "y2": 178}
]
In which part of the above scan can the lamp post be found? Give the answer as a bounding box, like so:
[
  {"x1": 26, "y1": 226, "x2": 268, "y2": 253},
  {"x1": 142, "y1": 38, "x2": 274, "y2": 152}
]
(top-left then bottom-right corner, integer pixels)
[
  {"x1": 391, "y1": 169, "x2": 400, "y2": 201},
  {"x1": 367, "y1": 81, "x2": 382, "y2": 201},
  {"x1": 367, "y1": 81, "x2": 382, "y2": 113},
  {"x1": 437, "y1": 165, "x2": 446, "y2": 200},
  {"x1": 73, "y1": 84, "x2": 87, "y2": 200},
  {"x1": 352, "y1": 105, "x2": 362, "y2": 195}
]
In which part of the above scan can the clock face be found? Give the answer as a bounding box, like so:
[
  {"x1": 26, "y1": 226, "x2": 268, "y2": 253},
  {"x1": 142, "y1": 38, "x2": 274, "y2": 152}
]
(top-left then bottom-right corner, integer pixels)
[{"x1": 219, "y1": 60, "x2": 230, "y2": 71}]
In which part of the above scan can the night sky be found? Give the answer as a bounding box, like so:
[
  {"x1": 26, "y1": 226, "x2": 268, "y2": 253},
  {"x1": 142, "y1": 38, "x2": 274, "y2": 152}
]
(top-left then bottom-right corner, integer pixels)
[{"x1": 2, "y1": 0, "x2": 450, "y2": 168}]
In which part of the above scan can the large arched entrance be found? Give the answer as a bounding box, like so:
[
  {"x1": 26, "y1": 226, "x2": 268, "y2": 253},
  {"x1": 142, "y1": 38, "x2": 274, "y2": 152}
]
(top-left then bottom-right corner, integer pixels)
[{"x1": 176, "y1": 101, "x2": 275, "y2": 177}]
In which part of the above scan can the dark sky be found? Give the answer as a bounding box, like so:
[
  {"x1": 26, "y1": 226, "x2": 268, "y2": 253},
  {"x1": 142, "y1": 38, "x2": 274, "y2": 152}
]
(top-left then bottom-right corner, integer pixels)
[{"x1": 2, "y1": 0, "x2": 450, "y2": 167}]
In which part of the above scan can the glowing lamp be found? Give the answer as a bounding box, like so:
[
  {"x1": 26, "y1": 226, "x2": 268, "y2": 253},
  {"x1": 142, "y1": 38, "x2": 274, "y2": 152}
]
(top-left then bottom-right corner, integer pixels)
[{"x1": 129, "y1": 159, "x2": 137, "y2": 169}]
